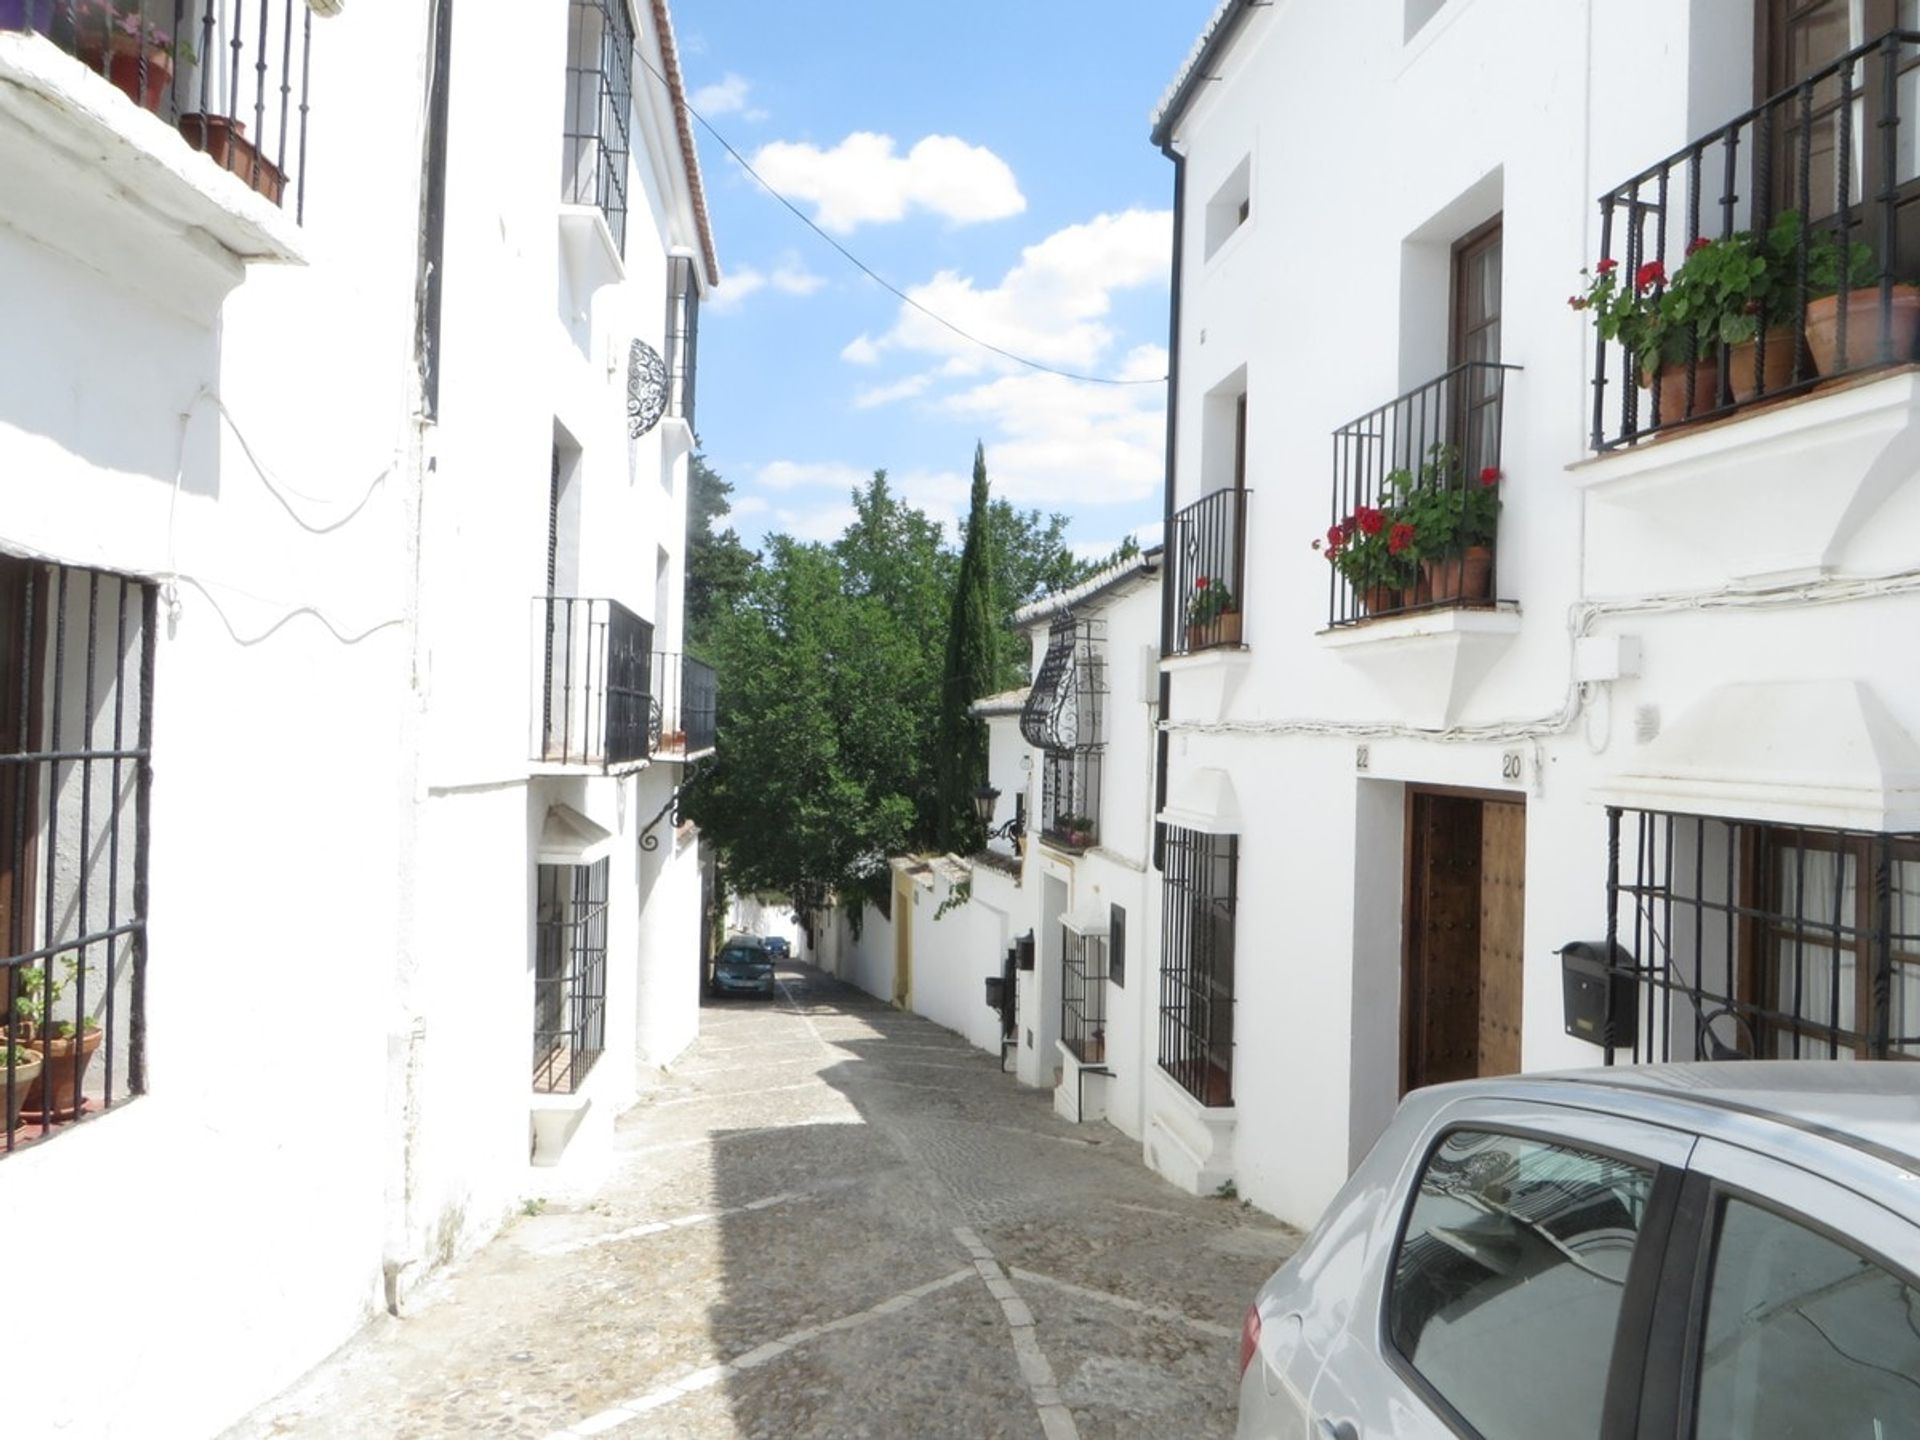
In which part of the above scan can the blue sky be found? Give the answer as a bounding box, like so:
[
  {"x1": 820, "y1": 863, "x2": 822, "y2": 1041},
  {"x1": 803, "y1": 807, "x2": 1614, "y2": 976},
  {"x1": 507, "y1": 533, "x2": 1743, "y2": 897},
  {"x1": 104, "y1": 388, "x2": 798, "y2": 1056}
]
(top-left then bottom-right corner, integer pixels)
[{"x1": 672, "y1": 1, "x2": 1221, "y2": 559}]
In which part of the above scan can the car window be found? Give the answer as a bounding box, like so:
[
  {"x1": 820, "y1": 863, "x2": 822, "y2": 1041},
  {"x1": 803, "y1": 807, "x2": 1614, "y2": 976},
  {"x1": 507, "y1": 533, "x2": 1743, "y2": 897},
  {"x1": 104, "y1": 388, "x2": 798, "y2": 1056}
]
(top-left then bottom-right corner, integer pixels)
[
  {"x1": 1693, "y1": 1196, "x2": 1920, "y2": 1438},
  {"x1": 719, "y1": 947, "x2": 763, "y2": 964},
  {"x1": 1387, "y1": 1128, "x2": 1655, "y2": 1440}
]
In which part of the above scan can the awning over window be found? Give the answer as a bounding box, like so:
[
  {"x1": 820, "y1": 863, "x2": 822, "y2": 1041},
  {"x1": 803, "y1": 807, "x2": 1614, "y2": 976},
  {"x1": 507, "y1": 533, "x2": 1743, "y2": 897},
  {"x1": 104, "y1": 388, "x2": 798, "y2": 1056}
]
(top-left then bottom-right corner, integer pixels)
[
  {"x1": 538, "y1": 803, "x2": 615, "y2": 865},
  {"x1": 1157, "y1": 766, "x2": 1242, "y2": 836},
  {"x1": 1596, "y1": 680, "x2": 1920, "y2": 832},
  {"x1": 1061, "y1": 899, "x2": 1110, "y2": 938}
]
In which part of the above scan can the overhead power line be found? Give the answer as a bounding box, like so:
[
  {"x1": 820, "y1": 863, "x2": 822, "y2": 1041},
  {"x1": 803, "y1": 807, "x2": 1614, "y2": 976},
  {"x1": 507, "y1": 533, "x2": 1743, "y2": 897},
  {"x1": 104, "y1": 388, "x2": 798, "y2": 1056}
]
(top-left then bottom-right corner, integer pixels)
[{"x1": 634, "y1": 51, "x2": 1169, "y2": 388}]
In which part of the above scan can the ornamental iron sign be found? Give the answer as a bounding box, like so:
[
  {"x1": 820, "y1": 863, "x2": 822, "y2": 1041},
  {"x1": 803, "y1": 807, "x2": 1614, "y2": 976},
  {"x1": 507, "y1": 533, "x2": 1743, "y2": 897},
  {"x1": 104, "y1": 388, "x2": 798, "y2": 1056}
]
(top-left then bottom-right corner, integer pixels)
[{"x1": 628, "y1": 338, "x2": 668, "y2": 438}]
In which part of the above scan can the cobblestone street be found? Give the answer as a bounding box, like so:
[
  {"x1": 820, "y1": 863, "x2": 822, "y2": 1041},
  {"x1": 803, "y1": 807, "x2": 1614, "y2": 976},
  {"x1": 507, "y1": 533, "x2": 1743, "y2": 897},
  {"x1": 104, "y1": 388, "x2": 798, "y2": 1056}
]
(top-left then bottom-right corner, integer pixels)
[{"x1": 228, "y1": 965, "x2": 1298, "y2": 1440}]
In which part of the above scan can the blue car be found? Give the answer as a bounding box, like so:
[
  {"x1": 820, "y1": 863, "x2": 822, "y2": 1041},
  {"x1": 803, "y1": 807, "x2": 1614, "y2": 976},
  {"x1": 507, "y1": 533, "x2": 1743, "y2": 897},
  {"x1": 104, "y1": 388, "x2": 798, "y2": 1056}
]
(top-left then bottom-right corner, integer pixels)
[
  {"x1": 762, "y1": 935, "x2": 792, "y2": 960},
  {"x1": 710, "y1": 937, "x2": 776, "y2": 997}
]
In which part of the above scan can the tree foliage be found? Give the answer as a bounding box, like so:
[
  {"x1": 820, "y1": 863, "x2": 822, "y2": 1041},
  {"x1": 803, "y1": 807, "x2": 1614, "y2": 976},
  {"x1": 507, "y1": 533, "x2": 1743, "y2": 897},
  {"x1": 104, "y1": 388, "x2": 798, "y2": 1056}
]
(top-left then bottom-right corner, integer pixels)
[
  {"x1": 933, "y1": 445, "x2": 999, "y2": 852},
  {"x1": 685, "y1": 451, "x2": 757, "y2": 653}
]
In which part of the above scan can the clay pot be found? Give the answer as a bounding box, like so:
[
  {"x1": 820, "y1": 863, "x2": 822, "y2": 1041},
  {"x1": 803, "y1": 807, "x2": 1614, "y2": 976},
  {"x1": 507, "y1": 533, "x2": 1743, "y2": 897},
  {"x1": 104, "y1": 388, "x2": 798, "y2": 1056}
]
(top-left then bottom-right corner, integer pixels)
[
  {"x1": 25, "y1": 1025, "x2": 102, "y2": 1122},
  {"x1": 1184, "y1": 609, "x2": 1243, "y2": 651},
  {"x1": 1356, "y1": 584, "x2": 1399, "y2": 616},
  {"x1": 75, "y1": 36, "x2": 174, "y2": 113},
  {"x1": 1806, "y1": 284, "x2": 1920, "y2": 375},
  {"x1": 177, "y1": 114, "x2": 288, "y2": 204},
  {"x1": 1643, "y1": 358, "x2": 1721, "y2": 425},
  {"x1": 1725, "y1": 326, "x2": 1802, "y2": 403},
  {"x1": 1423, "y1": 546, "x2": 1494, "y2": 603},
  {"x1": 2, "y1": 1047, "x2": 43, "y2": 1132}
]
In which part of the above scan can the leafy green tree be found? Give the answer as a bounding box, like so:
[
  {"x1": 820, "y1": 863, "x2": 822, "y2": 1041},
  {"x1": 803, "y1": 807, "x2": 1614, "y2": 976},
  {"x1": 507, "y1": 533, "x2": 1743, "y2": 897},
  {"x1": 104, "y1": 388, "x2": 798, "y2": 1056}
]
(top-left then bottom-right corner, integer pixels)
[
  {"x1": 933, "y1": 444, "x2": 999, "y2": 851},
  {"x1": 685, "y1": 451, "x2": 757, "y2": 652}
]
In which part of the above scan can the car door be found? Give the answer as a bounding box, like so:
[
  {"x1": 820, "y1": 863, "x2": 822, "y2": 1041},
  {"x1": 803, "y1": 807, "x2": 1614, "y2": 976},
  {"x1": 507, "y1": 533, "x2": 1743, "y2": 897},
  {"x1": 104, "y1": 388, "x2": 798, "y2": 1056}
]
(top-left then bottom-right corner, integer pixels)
[
  {"x1": 1632, "y1": 1135, "x2": 1920, "y2": 1439},
  {"x1": 1304, "y1": 1096, "x2": 1697, "y2": 1440}
]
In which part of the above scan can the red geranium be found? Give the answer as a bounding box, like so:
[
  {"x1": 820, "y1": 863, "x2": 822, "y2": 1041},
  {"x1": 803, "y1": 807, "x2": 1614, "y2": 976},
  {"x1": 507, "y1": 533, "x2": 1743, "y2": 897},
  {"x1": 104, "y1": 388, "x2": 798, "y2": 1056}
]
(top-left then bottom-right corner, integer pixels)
[
  {"x1": 1323, "y1": 523, "x2": 1345, "y2": 555},
  {"x1": 1355, "y1": 505, "x2": 1384, "y2": 537},
  {"x1": 1195, "y1": 575, "x2": 1210, "y2": 589},
  {"x1": 1479, "y1": 466, "x2": 1501, "y2": 486},
  {"x1": 1387, "y1": 522, "x2": 1416, "y2": 556},
  {"x1": 1635, "y1": 260, "x2": 1666, "y2": 293},
  {"x1": 1595, "y1": 257, "x2": 1618, "y2": 275},
  {"x1": 1687, "y1": 235, "x2": 1711, "y2": 256}
]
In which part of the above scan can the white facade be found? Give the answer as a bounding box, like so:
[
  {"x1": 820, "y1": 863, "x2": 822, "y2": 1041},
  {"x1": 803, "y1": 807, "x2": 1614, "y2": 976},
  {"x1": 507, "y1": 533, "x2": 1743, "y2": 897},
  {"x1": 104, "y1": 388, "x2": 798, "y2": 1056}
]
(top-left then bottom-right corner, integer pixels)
[
  {"x1": 1152, "y1": 0, "x2": 1920, "y2": 1228},
  {"x1": 0, "y1": 0, "x2": 715, "y2": 1432}
]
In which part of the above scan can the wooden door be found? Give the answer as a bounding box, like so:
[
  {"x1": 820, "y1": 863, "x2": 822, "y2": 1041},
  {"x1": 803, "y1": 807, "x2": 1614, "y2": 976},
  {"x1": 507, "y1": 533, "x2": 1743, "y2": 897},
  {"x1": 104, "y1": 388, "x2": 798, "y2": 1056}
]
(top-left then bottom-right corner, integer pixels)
[
  {"x1": 892, "y1": 874, "x2": 912, "y2": 1008},
  {"x1": 1404, "y1": 793, "x2": 1483, "y2": 1092},
  {"x1": 1478, "y1": 801, "x2": 1526, "y2": 1075}
]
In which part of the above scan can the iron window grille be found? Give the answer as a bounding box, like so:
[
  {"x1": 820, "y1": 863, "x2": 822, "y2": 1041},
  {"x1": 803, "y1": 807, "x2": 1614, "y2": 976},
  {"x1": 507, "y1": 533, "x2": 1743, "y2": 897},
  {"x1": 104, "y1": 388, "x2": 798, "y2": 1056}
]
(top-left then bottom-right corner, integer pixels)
[
  {"x1": 648, "y1": 650, "x2": 716, "y2": 757},
  {"x1": 3, "y1": 1, "x2": 320, "y2": 220},
  {"x1": 533, "y1": 857, "x2": 609, "y2": 1093},
  {"x1": 2, "y1": 560, "x2": 155, "y2": 1158},
  {"x1": 1060, "y1": 930, "x2": 1108, "y2": 1064},
  {"x1": 1167, "y1": 487, "x2": 1249, "y2": 656},
  {"x1": 665, "y1": 254, "x2": 701, "y2": 430},
  {"x1": 533, "y1": 597, "x2": 653, "y2": 767},
  {"x1": 1591, "y1": 29, "x2": 1920, "y2": 448},
  {"x1": 1328, "y1": 362, "x2": 1514, "y2": 628},
  {"x1": 561, "y1": 0, "x2": 634, "y2": 255},
  {"x1": 1159, "y1": 825, "x2": 1237, "y2": 1106},
  {"x1": 1022, "y1": 613, "x2": 1104, "y2": 850},
  {"x1": 1604, "y1": 808, "x2": 1920, "y2": 1062}
]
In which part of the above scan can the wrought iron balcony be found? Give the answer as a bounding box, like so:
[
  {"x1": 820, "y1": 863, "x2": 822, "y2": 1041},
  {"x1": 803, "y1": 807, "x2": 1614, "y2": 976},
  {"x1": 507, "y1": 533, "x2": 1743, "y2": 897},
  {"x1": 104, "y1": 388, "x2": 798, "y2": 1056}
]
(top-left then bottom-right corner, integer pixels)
[
  {"x1": 1591, "y1": 30, "x2": 1920, "y2": 449},
  {"x1": 1, "y1": 1, "x2": 321, "y2": 218},
  {"x1": 532, "y1": 597, "x2": 653, "y2": 767},
  {"x1": 1167, "y1": 487, "x2": 1248, "y2": 656},
  {"x1": 649, "y1": 650, "x2": 716, "y2": 758},
  {"x1": 1327, "y1": 362, "x2": 1512, "y2": 628},
  {"x1": 562, "y1": 0, "x2": 632, "y2": 254}
]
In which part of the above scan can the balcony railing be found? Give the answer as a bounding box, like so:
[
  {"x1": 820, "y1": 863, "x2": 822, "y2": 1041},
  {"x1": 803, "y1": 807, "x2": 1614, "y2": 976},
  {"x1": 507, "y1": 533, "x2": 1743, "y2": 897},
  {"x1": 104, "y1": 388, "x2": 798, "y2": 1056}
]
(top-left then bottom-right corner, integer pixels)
[
  {"x1": 1327, "y1": 362, "x2": 1512, "y2": 628},
  {"x1": 1591, "y1": 30, "x2": 1920, "y2": 450},
  {"x1": 1167, "y1": 487, "x2": 1248, "y2": 656},
  {"x1": 532, "y1": 597, "x2": 653, "y2": 767},
  {"x1": 2, "y1": 1, "x2": 319, "y2": 219},
  {"x1": 1040, "y1": 748, "x2": 1100, "y2": 851},
  {"x1": 649, "y1": 651, "x2": 716, "y2": 758}
]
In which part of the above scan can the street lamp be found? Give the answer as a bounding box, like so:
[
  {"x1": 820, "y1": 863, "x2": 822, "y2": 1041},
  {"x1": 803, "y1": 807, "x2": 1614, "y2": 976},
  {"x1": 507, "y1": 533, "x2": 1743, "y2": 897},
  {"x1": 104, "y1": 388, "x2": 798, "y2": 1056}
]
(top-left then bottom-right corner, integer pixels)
[
  {"x1": 975, "y1": 782, "x2": 1024, "y2": 844},
  {"x1": 973, "y1": 783, "x2": 1000, "y2": 829}
]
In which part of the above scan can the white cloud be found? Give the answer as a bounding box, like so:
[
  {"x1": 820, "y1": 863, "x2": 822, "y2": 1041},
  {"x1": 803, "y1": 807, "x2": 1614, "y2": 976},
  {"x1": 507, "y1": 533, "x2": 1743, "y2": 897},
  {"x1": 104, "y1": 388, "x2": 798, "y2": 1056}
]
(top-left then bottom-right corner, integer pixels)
[
  {"x1": 853, "y1": 375, "x2": 932, "y2": 410},
  {"x1": 862, "y1": 209, "x2": 1171, "y2": 371},
  {"x1": 841, "y1": 335, "x2": 881, "y2": 366},
  {"x1": 707, "y1": 257, "x2": 824, "y2": 314},
  {"x1": 750, "y1": 132, "x2": 1025, "y2": 234},
  {"x1": 690, "y1": 72, "x2": 752, "y2": 115},
  {"x1": 756, "y1": 459, "x2": 868, "y2": 492},
  {"x1": 768, "y1": 503, "x2": 856, "y2": 543},
  {"x1": 944, "y1": 372, "x2": 1166, "y2": 507},
  {"x1": 730, "y1": 495, "x2": 769, "y2": 517}
]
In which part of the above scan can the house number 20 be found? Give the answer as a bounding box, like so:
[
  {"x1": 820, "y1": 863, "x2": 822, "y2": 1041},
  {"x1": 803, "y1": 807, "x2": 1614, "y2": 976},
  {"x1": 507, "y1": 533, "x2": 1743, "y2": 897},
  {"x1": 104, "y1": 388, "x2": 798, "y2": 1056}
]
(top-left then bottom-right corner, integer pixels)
[{"x1": 1501, "y1": 750, "x2": 1525, "y2": 783}]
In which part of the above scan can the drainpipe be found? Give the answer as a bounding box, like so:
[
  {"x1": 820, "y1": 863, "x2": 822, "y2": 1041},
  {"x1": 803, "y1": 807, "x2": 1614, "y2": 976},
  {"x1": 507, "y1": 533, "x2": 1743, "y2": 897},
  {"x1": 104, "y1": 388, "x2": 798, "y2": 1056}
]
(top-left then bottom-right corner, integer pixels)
[{"x1": 1152, "y1": 143, "x2": 1186, "y2": 874}]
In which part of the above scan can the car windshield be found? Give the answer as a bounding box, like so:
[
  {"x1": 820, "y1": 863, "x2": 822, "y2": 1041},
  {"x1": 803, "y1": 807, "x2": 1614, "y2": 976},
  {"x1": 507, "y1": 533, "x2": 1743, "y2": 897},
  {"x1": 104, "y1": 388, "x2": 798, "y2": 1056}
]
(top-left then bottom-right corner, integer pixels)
[{"x1": 719, "y1": 947, "x2": 766, "y2": 965}]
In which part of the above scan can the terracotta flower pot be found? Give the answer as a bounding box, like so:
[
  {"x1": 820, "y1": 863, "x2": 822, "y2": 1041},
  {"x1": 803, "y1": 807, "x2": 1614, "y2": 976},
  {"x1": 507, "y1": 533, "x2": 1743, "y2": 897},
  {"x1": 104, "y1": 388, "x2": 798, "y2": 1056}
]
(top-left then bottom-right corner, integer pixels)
[
  {"x1": 1643, "y1": 358, "x2": 1721, "y2": 425},
  {"x1": 1423, "y1": 546, "x2": 1493, "y2": 603},
  {"x1": 1184, "y1": 609, "x2": 1242, "y2": 650},
  {"x1": 2, "y1": 1048, "x2": 43, "y2": 1132},
  {"x1": 25, "y1": 1025, "x2": 102, "y2": 1122},
  {"x1": 1806, "y1": 285, "x2": 1920, "y2": 375},
  {"x1": 74, "y1": 35, "x2": 174, "y2": 113},
  {"x1": 1356, "y1": 584, "x2": 1399, "y2": 616},
  {"x1": 177, "y1": 113, "x2": 288, "y2": 204},
  {"x1": 1726, "y1": 325, "x2": 1802, "y2": 403}
]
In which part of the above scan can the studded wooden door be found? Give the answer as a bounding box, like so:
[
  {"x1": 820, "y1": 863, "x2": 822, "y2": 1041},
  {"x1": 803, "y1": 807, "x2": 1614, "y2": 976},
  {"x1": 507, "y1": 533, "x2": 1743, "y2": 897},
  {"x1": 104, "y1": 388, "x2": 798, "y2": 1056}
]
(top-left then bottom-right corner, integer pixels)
[
  {"x1": 1404, "y1": 793, "x2": 1484, "y2": 1092},
  {"x1": 1477, "y1": 800, "x2": 1526, "y2": 1076}
]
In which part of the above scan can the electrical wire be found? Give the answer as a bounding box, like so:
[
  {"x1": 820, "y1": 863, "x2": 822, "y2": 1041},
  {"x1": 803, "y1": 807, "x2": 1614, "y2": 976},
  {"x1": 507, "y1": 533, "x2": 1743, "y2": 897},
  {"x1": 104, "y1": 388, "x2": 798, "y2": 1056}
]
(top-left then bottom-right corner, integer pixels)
[{"x1": 633, "y1": 51, "x2": 1168, "y2": 389}]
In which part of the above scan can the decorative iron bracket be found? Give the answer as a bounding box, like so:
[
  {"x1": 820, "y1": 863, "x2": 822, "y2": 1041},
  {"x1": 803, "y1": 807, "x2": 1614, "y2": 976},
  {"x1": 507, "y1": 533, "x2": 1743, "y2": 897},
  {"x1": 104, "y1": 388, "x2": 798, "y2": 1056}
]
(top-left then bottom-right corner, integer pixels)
[{"x1": 639, "y1": 760, "x2": 705, "y2": 852}]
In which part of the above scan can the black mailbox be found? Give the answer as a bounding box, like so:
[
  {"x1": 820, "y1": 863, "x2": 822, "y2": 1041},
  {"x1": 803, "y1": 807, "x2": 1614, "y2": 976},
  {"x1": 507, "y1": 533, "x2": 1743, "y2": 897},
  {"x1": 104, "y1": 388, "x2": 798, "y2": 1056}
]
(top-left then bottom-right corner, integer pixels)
[
  {"x1": 1560, "y1": 941, "x2": 1638, "y2": 1049},
  {"x1": 985, "y1": 976, "x2": 1007, "y2": 1011},
  {"x1": 1016, "y1": 930, "x2": 1035, "y2": 972}
]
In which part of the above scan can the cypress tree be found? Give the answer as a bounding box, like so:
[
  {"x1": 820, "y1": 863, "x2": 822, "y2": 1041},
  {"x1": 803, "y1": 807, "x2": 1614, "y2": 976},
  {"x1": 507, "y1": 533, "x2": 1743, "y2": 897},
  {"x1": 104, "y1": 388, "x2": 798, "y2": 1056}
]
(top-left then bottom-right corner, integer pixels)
[{"x1": 934, "y1": 443, "x2": 999, "y2": 852}]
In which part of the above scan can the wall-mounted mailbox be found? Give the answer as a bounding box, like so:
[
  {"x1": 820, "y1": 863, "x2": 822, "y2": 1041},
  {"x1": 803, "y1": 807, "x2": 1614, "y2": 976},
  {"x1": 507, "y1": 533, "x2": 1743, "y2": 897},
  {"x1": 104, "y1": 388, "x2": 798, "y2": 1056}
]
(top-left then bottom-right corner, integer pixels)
[
  {"x1": 1016, "y1": 930, "x2": 1035, "y2": 971},
  {"x1": 985, "y1": 976, "x2": 1007, "y2": 1011},
  {"x1": 1560, "y1": 940, "x2": 1638, "y2": 1049}
]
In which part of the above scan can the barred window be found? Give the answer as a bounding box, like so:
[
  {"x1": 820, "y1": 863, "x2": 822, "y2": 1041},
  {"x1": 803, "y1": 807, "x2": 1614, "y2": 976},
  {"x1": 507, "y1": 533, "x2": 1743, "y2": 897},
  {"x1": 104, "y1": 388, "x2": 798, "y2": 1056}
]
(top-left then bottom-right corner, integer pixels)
[
  {"x1": 1061, "y1": 930, "x2": 1108, "y2": 1063},
  {"x1": 562, "y1": 0, "x2": 635, "y2": 255},
  {"x1": 665, "y1": 254, "x2": 701, "y2": 428},
  {"x1": 2, "y1": 560, "x2": 155, "y2": 1156},
  {"x1": 533, "y1": 858, "x2": 610, "y2": 1093},
  {"x1": 1607, "y1": 810, "x2": 1920, "y2": 1062},
  {"x1": 1040, "y1": 748, "x2": 1102, "y2": 850},
  {"x1": 1160, "y1": 826, "x2": 1237, "y2": 1105}
]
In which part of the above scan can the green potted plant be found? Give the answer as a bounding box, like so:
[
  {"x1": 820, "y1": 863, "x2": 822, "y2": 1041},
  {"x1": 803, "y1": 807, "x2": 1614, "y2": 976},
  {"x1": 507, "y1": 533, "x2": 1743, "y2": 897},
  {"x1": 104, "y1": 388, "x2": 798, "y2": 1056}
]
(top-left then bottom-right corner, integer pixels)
[
  {"x1": 1800, "y1": 227, "x2": 1920, "y2": 376},
  {"x1": 0, "y1": 1042, "x2": 43, "y2": 1134},
  {"x1": 1573, "y1": 254, "x2": 1714, "y2": 420},
  {"x1": 1661, "y1": 214, "x2": 1804, "y2": 402},
  {"x1": 1184, "y1": 574, "x2": 1240, "y2": 649},
  {"x1": 1054, "y1": 814, "x2": 1095, "y2": 848},
  {"x1": 1389, "y1": 445, "x2": 1501, "y2": 603},
  {"x1": 11, "y1": 954, "x2": 102, "y2": 1122},
  {"x1": 69, "y1": 0, "x2": 195, "y2": 113},
  {"x1": 1315, "y1": 504, "x2": 1419, "y2": 615}
]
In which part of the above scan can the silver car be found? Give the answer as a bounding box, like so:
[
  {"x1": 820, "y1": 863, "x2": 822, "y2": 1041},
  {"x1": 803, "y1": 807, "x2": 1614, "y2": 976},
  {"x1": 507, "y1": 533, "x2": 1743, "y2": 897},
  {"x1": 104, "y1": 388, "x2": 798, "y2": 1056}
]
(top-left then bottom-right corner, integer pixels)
[{"x1": 1237, "y1": 1063, "x2": 1920, "y2": 1440}]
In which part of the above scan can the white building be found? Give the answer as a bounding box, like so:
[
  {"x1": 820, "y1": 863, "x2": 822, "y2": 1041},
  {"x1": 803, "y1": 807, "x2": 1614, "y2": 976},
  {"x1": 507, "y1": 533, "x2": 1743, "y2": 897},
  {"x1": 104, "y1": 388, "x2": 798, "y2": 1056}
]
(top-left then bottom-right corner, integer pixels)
[
  {"x1": 0, "y1": 0, "x2": 714, "y2": 1432},
  {"x1": 1149, "y1": 0, "x2": 1920, "y2": 1227}
]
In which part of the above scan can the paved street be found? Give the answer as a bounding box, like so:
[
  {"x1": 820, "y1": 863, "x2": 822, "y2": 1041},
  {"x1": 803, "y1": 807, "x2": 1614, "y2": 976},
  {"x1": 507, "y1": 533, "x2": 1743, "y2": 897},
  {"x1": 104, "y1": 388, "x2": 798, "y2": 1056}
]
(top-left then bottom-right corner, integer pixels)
[{"x1": 228, "y1": 964, "x2": 1298, "y2": 1440}]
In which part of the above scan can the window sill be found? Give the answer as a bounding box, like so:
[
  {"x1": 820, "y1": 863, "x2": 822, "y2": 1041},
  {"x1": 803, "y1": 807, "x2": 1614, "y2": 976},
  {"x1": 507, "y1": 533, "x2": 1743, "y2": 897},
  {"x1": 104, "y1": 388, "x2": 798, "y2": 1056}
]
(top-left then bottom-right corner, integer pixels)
[
  {"x1": 0, "y1": 33, "x2": 304, "y2": 318},
  {"x1": 1145, "y1": 1065, "x2": 1235, "y2": 1195},
  {"x1": 1572, "y1": 367, "x2": 1920, "y2": 585},
  {"x1": 1319, "y1": 604, "x2": 1521, "y2": 729},
  {"x1": 558, "y1": 203, "x2": 626, "y2": 296}
]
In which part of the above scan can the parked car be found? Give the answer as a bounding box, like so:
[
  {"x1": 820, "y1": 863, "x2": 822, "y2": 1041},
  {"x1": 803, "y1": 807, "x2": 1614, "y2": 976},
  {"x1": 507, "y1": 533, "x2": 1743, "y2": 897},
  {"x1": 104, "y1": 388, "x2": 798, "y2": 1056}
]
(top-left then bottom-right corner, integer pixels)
[
  {"x1": 763, "y1": 935, "x2": 791, "y2": 960},
  {"x1": 1237, "y1": 1063, "x2": 1920, "y2": 1440},
  {"x1": 709, "y1": 936, "x2": 775, "y2": 998}
]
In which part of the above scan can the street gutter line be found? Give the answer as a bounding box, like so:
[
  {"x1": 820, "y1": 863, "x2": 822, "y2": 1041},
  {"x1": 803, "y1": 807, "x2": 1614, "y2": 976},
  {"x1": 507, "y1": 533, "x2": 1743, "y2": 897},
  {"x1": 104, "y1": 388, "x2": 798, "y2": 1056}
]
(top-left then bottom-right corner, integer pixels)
[
  {"x1": 953, "y1": 1226, "x2": 1081, "y2": 1440},
  {"x1": 541, "y1": 1267, "x2": 974, "y2": 1438},
  {"x1": 531, "y1": 1177, "x2": 862, "y2": 1258},
  {"x1": 1007, "y1": 1267, "x2": 1236, "y2": 1339}
]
